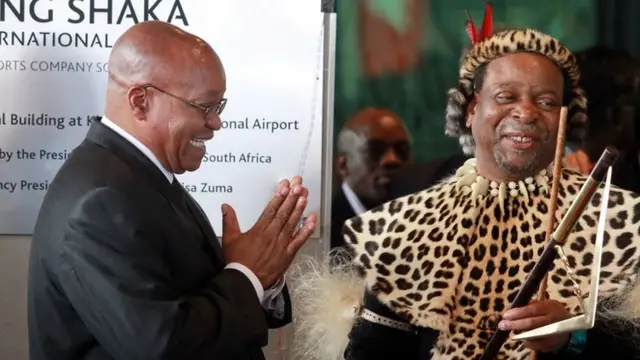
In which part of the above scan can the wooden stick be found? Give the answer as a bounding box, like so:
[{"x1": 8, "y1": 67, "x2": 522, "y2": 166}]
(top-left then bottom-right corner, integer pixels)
[{"x1": 530, "y1": 106, "x2": 568, "y2": 360}]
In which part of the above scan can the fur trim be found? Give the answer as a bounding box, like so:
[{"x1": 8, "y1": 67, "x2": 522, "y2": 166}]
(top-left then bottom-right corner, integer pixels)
[
  {"x1": 445, "y1": 28, "x2": 588, "y2": 155},
  {"x1": 289, "y1": 251, "x2": 365, "y2": 360},
  {"x1": 596, "y1": 276, "x2": 640, "y2": 348}
]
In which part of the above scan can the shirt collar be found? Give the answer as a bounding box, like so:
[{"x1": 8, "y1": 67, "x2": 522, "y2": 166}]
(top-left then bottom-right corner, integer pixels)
[
  {"x1": 341, "y1": 182, "x2": 367, "y2": 215},
  {"x1": 101, "y1": 116, "x2": 174, "y2": 183}
]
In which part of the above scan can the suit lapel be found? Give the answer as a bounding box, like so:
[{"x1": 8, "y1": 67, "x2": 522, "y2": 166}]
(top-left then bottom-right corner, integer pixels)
[
  {"x1": 86, "y1": 117, "x2": 225, "y2": 268},
  {"x1": 179, "y1": 185, "x2": 225, "y2": 266}
]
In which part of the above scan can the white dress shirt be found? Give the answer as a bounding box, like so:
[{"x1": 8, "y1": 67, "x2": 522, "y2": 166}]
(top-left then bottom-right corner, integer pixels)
[{"x1": 101, "y1": 116, "x2": 284, "y2": 310}]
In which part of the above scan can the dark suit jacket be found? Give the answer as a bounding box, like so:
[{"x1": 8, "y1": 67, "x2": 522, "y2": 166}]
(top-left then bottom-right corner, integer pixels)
[
  {"x1": 27, "y1": 118, "x2": 292, "y2": 360},
  {"x1": 330, "y1": 187, "x2": 357, "y2": 251},
  {"x1": 385, "y1": 153, "x2": 470, "y2": 201}
]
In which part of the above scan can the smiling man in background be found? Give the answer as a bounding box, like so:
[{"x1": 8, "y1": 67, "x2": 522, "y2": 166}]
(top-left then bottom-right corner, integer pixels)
[{"x1": 330, "y1": 107, "x2": 413, "y2": 251}]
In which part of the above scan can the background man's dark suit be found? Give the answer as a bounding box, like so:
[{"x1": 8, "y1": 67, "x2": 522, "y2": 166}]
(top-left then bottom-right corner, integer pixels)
[
  {"x1": 28, "y1": 118, "x2": 291, "y2": 360},
  {"x1": 330, "y1": 186, "x2": 357, "y2": 250},
  {"x1": 385, "y1": 153, "x2": 469, "y2": 200}
]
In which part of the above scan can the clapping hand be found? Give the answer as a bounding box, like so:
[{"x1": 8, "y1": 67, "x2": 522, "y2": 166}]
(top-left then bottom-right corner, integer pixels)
[{"x1": 220, "y1": 176, "x2": 317, "y2": 288}]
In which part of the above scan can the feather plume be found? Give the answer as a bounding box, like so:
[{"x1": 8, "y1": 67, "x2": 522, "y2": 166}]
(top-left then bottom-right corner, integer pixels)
[
  {"x1": 465, "y1": 9, "x2": 478, "y2": 44},
  {"x1": 289, "y1": 250, "x2": 366, "y2": 360},
  {"x1": 479, "y1": 3, "x2": 494, "y2": 40}
]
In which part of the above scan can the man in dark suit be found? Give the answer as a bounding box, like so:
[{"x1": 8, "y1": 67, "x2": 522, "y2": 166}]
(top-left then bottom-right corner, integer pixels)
[
  {"x1": 27, "y1": 21, "x2": 317, "y2": 360},
  {"x1": 330, "y1": 108, "x2": 413, "y2": 251}
]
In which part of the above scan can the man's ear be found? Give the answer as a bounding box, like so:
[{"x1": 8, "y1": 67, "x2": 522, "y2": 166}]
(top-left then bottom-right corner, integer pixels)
[
  {"x1": 128, "y1": 87, "x2": 148, "y2": 120},
  {"x1": 335, "y1": 154, "x2": 348, "y2": 181},
  {"x1": 465, "y1": 95, "x2": 478, "y2": 128}
]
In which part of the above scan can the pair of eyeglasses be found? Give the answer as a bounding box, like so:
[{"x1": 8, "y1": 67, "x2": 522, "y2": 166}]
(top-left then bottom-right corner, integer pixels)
[{"x1": 144, "y1": 84, "x2": 227, "y2": 119}]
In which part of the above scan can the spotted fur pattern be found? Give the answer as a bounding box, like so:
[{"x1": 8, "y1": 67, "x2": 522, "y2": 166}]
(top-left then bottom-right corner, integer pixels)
[
  {"x1": 444, "y1": 28, "x2": 588, "y2": 155},
  {"x1": 343, "y1": 168, "x2": 640, "y2": 360}
]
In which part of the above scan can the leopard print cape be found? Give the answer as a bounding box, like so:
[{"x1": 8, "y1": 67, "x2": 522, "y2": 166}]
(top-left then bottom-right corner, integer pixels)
[{"x1": 342, "y1": 164, "x2": 640, "y2": 360}]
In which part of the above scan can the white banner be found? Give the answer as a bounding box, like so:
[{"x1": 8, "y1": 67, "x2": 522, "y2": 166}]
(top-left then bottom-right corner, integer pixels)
[{"x1": 0, "y1": 0, "x2": 324, "y2": 235}]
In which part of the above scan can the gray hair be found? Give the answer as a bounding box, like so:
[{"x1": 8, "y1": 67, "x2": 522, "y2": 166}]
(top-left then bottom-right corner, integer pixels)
[{"x1": 336, "y1": 128, "x2": 367, "y2": 171}]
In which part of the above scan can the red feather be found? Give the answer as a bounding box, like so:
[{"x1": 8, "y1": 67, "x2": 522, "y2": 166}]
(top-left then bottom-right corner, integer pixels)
[
  {"x1": 465, "y1": 9, "x2": 478, "y2": 44},
  {"x1": 479, "y1": 2, "x2": 493, "y2": 40}
]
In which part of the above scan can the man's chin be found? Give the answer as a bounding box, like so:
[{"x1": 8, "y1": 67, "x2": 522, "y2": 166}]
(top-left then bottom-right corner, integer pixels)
[
  {"x1": 500, "y1": 159, "x2": 540, "y2": 177},
  {"x1": 180, "y1": 159, "x2": 203, "y2": 173},
  {"x1": 372, "y1": 186, "x2": 391, "y2": 202},
  {"x1": 494, "y1": 154, "x2": 536, "y2": 175},
  {"x1": 186, "y1": 163, "x2": 202, "y2": 172}
]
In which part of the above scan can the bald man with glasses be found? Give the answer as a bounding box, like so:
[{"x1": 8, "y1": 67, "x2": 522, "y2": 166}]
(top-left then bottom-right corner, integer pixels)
[{"x1": 27, "y1": 21, "x2": 316, "y2": 360}]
